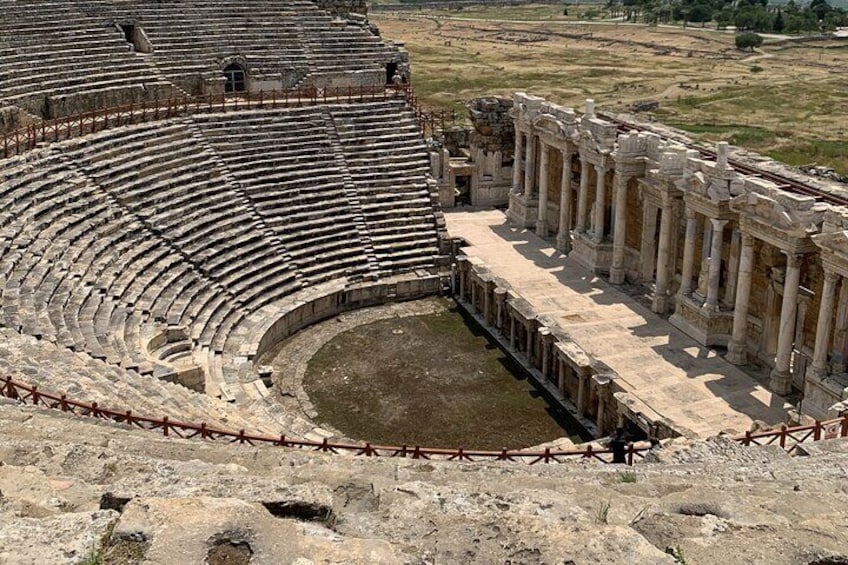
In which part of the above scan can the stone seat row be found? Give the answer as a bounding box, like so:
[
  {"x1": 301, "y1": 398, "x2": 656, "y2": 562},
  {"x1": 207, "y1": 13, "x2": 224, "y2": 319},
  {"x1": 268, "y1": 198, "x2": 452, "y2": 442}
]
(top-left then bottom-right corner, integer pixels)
[
  {"x1": 0, "y1": 100, "x2": 441, "y2": 429},
  {"x1": 0, "y1": 327, "x2": 279, "y2": 434},
  {"x1": 0, "y1": 5, "x2": 167, "y2": 110}
]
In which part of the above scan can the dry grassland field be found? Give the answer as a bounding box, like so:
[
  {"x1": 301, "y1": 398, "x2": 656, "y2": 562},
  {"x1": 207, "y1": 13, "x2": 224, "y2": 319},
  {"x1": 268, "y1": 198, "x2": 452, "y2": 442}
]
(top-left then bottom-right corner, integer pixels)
[{"x1": 372, "y1": 5, "x2": 848, "y2": 172}]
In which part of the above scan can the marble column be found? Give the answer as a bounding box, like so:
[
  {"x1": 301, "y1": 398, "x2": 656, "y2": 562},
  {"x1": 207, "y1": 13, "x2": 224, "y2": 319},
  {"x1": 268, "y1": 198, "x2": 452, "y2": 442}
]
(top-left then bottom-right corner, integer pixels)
[
  {"x1": 512, "y1": 130, "x2": 523, "y2": 194},
  {"x1": 557, "y1": 148, "x2": 573, "y2": 252},
  {"x1": 727, "y1": 233, "x2": 755, "y2": 365},
  {"x1": 610, "y1": 174, "x2": 629, "y2": 284},
  {"x1": 525, "y1": 322, "x2": 534, "y2": 364},
  {"x1": 458, "y1": 264, "x2": 467, "y2": 300},
  {"x1": 831, "y1": 283, "x2": 848, "y2": 373},
  {"x1": 679, "y1": 209, "x2": 698, "y2": 296},
  {"x1": 811, "y1": 270, "x2": 840, "y2": 378},
  {"x1": 536, "y1": 143, "x2": 550, "y2": 236},
  {"x1": 540, "y1": 329, "x2": 550, "y2": 378},
  {"x1": 724, "y1": 229, "x2": 741, "y2": 305},
  {"x1": 651, "y1": 200, "x2": 674, "y2": 313},
  {"x1": 577, "y1": 374, "x2": 587, "y2": 416},
  {"x1": 509, "y1": 313, "x2": 516, "y2": 349},
  {"x1": 558, "y1": 360, "x2": 566, "y2": 397},
  {"x1": 523, "y1": 133, "x2": 535, "y2": 200},
  {"x1": 482, "y1": 283, "x2": 492, "y2": 325},
  {"x1": 640, "y1": 204, "x2": 658, "y2": 282},
  {"x1": 703, "y1": 218, "x2": 728, "y2": 311},
  {"x1": 576, "y1": 159, "x2": 590, "y2": 233},
  {"x1": 593, "y1": 165, "x2": 606, "y2": 242},
  {"x1": 494, "y1": 288, "x2": 506, "y2": 331},
  {"x1": 770, "y1": 252, "x2": 803, "y2": 395}
]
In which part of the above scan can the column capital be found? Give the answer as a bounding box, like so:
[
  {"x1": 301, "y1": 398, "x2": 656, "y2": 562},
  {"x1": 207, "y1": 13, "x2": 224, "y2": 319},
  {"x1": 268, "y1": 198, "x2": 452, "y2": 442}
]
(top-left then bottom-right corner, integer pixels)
[
  {"x1": 741, "y1": 231, "x2": 755, "y2": 247},
  {"x1": 540, "y1": 142, "x2": 550, "y2": 156},
  {"x1": 824, "y1": 269, "x2": 840, "y2": 285},
  {"x1": 784, "y1": 251, "x2": 804, "y2": 268},
  {"x1": 594, "y1": 163, "x2": 605, "y2": 175},
  {"x1": 710, "y1": 217, "x2": 729, "y2": 231},
  {"x1": 561, "y1": 146, "x2": 573, "y2": 159},
  {"x1": 685, "y1": 208, "x2": 697, "y2": 220}
]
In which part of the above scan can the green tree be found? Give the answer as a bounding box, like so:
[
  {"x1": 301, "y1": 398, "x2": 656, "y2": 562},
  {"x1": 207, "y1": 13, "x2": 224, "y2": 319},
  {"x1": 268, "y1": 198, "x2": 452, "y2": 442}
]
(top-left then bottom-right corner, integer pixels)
[
  {"x1": 735, "y1": 31, "x2": 763, "y2": 51},
  {"x1": 774, "y1": 9, "x2": 785, "y2": 32}
]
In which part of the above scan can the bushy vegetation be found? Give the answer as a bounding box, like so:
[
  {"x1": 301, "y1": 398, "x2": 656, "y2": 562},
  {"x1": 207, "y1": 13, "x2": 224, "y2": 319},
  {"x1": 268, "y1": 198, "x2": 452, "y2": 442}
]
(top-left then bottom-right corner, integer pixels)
[
  {"x1": 735, "y1": 31, "x2": 763, "y2": 50},
  {"x1": 608, "y1": 0, "x2": 848, "y2": 32}
]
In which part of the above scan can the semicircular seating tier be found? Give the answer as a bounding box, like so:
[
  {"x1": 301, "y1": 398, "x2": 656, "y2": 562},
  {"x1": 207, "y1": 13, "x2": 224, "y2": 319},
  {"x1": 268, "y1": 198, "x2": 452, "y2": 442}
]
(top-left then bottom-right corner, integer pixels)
[
  {"x1": 0, "y1": 0, "x2": 405, "y2": 124},
  {"x1": 0, "y1": 99, "x2": 445, "y2": 436}
]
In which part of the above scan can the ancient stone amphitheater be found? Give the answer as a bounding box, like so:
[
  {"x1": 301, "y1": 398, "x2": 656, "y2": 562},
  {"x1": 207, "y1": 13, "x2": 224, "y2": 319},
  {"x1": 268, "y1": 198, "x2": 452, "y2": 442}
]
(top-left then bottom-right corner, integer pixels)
[{"x1": 0, "y1": 1, "x2": 847, "y2": 564}]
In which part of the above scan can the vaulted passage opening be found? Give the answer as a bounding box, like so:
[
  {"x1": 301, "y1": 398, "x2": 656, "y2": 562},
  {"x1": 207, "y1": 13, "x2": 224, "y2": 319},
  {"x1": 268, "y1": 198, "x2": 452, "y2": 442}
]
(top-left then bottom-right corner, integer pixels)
[{"x1": 224, "y1": 63, "x2": 246, "y2": 93}]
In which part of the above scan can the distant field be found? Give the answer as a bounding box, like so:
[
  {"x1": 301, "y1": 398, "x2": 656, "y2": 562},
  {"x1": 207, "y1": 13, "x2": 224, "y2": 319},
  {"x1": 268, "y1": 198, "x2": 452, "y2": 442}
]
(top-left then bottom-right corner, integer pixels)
[{"x1": 374, "y1": 6, "x2": 848, "y2": 172}]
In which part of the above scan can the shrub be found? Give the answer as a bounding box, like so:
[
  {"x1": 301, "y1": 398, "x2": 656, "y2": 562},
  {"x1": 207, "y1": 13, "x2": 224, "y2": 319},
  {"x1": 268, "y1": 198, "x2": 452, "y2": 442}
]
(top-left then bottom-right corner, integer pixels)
[{"x1": 735, "y1": 32, "x2": 763, "y2": 51}]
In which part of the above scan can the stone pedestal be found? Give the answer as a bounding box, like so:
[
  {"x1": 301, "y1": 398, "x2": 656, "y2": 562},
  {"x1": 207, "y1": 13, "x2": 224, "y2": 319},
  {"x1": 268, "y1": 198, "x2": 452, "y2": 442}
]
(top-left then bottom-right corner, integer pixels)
[
  {"x1": 507, "y1": 193, "x2": 539, "y2": 229},
  {"x1": 802, "y1": 369, "x2": 848, "y2": 420},
  {"x1": 569, "y1": 232, "x2": 613, "y2": 275},
  {"x1": 669, "y1": 295, "x2": 734, "y2": 347}
]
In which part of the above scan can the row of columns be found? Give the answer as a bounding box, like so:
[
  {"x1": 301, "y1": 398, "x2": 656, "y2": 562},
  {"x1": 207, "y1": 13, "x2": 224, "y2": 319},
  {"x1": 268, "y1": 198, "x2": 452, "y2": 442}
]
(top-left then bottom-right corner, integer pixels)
[
  {"x1": 678, "y1": 212, "x2": 729, "y2": 311},
  {"x1": 455, "y1": 257, "x2": 617, "y2": 435},
  {"x1": 515, "y1": 128, "x2": 623, "y2": 256},
  {"x1": 515, "y1": 126, "x2": 823, "y2": 399}
]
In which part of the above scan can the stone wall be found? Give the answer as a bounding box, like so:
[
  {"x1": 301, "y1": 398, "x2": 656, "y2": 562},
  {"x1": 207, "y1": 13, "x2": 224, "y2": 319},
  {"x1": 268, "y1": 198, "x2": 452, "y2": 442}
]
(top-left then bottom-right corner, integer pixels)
[{"x1": 315, "y1": 0, "x2": 369, "y2": 16}]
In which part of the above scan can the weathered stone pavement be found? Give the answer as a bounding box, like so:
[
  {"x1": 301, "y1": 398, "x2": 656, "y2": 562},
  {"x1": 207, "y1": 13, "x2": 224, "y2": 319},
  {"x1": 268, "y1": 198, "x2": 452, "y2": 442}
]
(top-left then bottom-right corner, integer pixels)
[{"x1": 446, "y1": 209, "x2": 791, "y2": 437}]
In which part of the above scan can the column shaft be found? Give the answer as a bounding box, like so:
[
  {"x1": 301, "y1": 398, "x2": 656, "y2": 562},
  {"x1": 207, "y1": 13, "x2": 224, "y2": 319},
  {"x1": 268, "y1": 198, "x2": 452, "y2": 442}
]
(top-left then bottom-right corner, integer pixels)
[
  {"x1": 680, "y1": 209, "x2": 698, "y2": 296},
  {"x1": 577, "y1": 375, "x2": 587, "y2": 416},
  {"x1": 831, "y1": 283, "x2": 848, "y2": 372},
  {"x1": 640, "y1": 204, "x2": 658, "y2": 282},
  {"x1": 651, "y1": 201, "x2": 673, "y2": 313},
  {"x1": 610, "y1": 174, "x2": 628, "y2": 284},
  {"x1": 811, "y1": 271, "x2": 839, "y2": 376},
  {"x1": 512, "y1": 131, "x2": 523, "y2": 194},
  {"x1": 557, "y1": 149, "x2": 573, "y2": 252},
  {"x1": 704, "y1": 219, "x2": 728, "y2": 311},
  {"x1": 536, "y1": 144, "x2": 550, "y2": 236},
  {"x1": 523, "y1": 134, "x2": 535, "y2": 199},
  {"x1": 576, "y1": 159, "x2": 590, "y2": 232},
  {"x1": 727, "y1": 233, "x2": 755, "y2": 365},
  {"x1": 593, "y1": 165, "x2": 606, "y2": 242},
  {"x1": 770, "y1": 253, "x2": 802, "y2": 395}
]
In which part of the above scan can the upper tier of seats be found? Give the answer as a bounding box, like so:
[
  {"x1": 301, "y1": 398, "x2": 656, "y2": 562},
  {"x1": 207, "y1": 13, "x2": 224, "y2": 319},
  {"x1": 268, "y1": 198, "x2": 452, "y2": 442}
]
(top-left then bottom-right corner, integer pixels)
[
  {"x1": 0, "y1": 99, "x2": 443, "y2": 428},
  {"x1": 0, "y1": 0, "x2": 403, "y2": 121},
  {"x1": 0, "y1": 0, "x2": 174, "y2": 118}
]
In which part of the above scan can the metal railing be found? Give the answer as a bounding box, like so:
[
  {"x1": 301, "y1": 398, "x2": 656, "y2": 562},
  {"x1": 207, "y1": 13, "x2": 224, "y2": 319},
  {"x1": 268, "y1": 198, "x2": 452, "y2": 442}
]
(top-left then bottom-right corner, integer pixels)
[
  {"x1": 3, "y1": 376, "x2": 847, "y2": 464},
  {"x1": 1, "y1": 376, "x2": 648, "y2": 464},
  {"x1": 1, "y1": 84, "x2": 447, "y2": 159}
]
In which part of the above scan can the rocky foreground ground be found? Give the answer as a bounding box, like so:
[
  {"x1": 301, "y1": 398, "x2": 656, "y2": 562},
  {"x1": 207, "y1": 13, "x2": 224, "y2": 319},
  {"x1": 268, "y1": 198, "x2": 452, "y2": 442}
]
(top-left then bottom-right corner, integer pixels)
[{"x1": 0, "y1": 398, "x2": 847, "y2": 565}]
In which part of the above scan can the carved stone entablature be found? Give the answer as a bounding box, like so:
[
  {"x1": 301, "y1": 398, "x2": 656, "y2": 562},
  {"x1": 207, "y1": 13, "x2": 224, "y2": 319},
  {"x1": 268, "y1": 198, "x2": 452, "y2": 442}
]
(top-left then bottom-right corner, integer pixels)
[
  {"x1": 657, "y1": 147, "x2": 691, "y2": 177},
  {"x1": 613, "y1": 161, "x2": 645, "y2": 181},
  {"x1": 614, "y1": 130, "x2": 647, "y2": 159},
  {"x1": 683, "y1": 192, "x2": 731, "y2": 220},
  {"x1": 581, "y1": 117, "x2": 617, "y2": 151},
  {"x1": 820, "y1": 205, "x2": 848, "y2": 233},
  {"x1": 532, "y1": 113, "x2": 577, "y2": 147},
  {"x1": 813, "y1": 230, "x2": 848, "y2": 278},
  {"x1": 677, "y1": 170, "x2": 735, "y2": 217},
  {"x1": 731, "y1": 184, "x2": 826, "y2": 251},
  {"x1": 511, "y1": 92, "x2": 544, "y2": 123},
  {"x1": 641, "y1": 168, "x2": 682, "y2": 199},
  {"x1": 639, "y1": 131, "x2": 668, "y2": 162}
]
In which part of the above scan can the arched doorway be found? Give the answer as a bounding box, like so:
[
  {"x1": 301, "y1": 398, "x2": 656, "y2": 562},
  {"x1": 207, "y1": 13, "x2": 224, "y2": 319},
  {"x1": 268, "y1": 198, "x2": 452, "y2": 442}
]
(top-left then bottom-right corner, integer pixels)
[
  {"x1": 224, "y1": 63, "x2": 246, "y2": 93},
  {"x1": 385, "y1": 62, "x2": 398, "y2": 85}
]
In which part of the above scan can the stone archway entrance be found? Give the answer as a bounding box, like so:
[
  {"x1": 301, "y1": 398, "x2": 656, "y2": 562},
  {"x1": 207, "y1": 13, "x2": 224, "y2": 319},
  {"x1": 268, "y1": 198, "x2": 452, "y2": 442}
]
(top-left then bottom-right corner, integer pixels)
[{"x1": 224, "y1": 63, "x2": 246, "y2": 93}]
